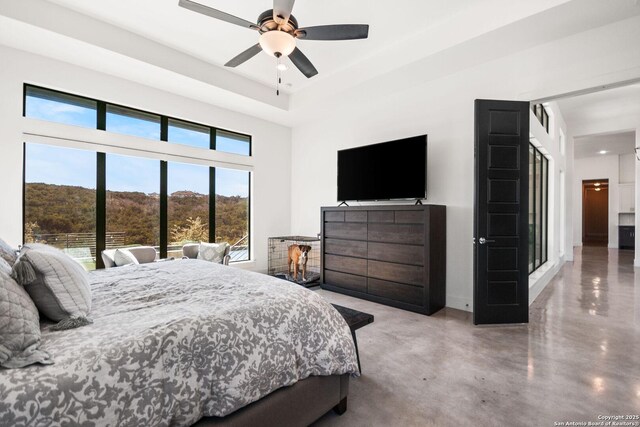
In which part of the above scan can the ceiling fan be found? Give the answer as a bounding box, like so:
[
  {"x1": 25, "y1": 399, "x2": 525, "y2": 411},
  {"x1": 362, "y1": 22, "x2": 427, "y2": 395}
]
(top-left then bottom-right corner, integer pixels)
[{"x1": 178, "y1": 0, "x2": 369, "y2": 84}]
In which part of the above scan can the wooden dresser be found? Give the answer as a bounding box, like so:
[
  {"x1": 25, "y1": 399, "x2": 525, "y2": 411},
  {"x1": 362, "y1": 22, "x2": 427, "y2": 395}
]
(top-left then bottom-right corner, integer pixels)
[{"x1": 320, "y1": 205, "x2": 446, "y2": 315}]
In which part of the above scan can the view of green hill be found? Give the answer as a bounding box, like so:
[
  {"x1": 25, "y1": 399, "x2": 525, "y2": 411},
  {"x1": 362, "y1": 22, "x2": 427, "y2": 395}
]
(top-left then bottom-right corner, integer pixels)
[{"x1": 25, "y1": 183, "x2": 248, "y2": 247}]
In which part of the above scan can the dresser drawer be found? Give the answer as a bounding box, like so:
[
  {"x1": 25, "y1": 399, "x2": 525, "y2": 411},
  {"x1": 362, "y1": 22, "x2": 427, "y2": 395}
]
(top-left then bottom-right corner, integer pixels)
[
  {"x1": 368, "y1": 260, "x2": 424, "y2": 287},
  {"x1": 325, "y1": 254, "x2": 367, "y2": 276},
  {"x1": 368, "y1": 210, "x2": 394, "y2": 223},
  {"x1": 325, "y1": 270, "x2": 367, "y2": 293},
  {"x1": 368, "y1": 242, "x2": 424, "y2": 266},
  {"x1": 368, "y1": 223, "x2": 425, "y2": 245},
  {"x1": 325, "y1": 222, "x2": 367, "y2": 241},
  {"x1": 325, "y1": 238, "x2": 367, "y2": 258},
  {"x1": 345, "y1": 211, "x2": 367, "y2": 223},
  {"x1": 395, "y1": 210, "x2": 424, "y2": 224},
  {"x1": 324, "y1": 211, "x2": 345, "y2": 222},
  {"x1": 368, "y1": 278, "x2": 423, "y2": 306}
]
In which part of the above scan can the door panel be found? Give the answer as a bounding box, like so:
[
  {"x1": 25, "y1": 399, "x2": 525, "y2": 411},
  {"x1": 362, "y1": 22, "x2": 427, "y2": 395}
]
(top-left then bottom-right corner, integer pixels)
[{"x1": 474, "y1": 100, "x2": 530, "y2": 325}]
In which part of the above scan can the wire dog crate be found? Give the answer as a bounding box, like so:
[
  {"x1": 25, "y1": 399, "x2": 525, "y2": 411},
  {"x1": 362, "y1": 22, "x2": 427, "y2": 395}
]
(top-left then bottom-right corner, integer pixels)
[{"x1": 268, "y1": 236, "x2": 321, "y2": 287}]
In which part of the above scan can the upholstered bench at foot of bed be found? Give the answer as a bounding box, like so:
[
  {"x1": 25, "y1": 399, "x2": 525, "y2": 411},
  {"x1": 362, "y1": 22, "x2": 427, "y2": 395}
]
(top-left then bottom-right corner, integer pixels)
[{"x1": 193, "y1": 374, "x2": 349, "y2": 427}]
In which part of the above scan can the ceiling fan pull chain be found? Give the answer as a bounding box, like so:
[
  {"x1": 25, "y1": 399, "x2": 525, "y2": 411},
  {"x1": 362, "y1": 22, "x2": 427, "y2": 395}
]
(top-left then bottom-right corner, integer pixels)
[{"x1": 276, "y1": 55, "x2": 281, "y2": 96}]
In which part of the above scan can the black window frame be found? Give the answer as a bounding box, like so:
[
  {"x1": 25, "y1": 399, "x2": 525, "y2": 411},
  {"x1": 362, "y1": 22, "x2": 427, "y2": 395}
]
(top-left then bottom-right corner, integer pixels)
[
  {"x1": 532, "y1": 103, "x2": 550, "y2": 134},
  {"x1": 529, "y1": 143, "x2": 549, "y2": 275},
  {"x1": 22, "y1": 84, "x2": 252, "y2": 268}
]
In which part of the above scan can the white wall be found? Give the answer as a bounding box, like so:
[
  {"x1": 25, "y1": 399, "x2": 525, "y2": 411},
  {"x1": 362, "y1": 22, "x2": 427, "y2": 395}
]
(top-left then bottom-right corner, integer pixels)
[
  {"x1": 0, "y1": 46, "x2": 292, "y2": 273},
  {"x1": 620, "y1": 153, "x2": 635, "y2": 183},
  {"x1": 572, "y1": 155, "x2": 619, "y2": 248},
  {"x1": 290, "y1": 15, "x2": 640, "y2": 312}
]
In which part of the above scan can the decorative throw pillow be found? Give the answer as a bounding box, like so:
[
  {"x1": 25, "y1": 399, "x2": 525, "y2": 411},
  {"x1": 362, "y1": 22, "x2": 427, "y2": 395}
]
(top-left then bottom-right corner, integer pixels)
[
  {"x1": 197, "y1": 242, "x2": 229, "y2": 264},
  {"x1": 12, "y1": 244, "x2": 92, "y2": 331},
  {"x1": 113, "y1": 249, "x2": 139, "y2": 267},
  {"x1": 0, "y1": 257, "x2": 12, "y2": 275},
  {"x1": 0, "y1": 237, "x2": 17, "y2": 266},
  {"x1": 0, "y1": 268, "x2": 53, "y2": 368}
]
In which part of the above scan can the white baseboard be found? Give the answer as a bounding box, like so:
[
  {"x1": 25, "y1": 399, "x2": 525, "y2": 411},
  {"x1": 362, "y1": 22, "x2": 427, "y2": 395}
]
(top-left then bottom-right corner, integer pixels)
[
  {"x1": 529, "y1": 261, "x2": 562, "y2": 305},
  {"x1": 608, "y1": 243, "x2": 618, "y2": 249},
  {"x1": 446, "y1": 295, "x2": 471, "y2": 312},
  {"x1": 634, "y1": 258, "x2": 640, "y2": 268}
]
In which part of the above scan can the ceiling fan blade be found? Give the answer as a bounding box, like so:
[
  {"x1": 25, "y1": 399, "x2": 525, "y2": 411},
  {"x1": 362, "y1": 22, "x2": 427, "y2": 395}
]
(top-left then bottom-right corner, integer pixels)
[
  {"x1": 273, "y1": 0, "x2": 296, "y2": 24},
  {"x1": 179, "y1": 0, "x2": 258, "y2": 30},
  {"x1": 296, "y1": 24, "x2": 369, "y2": 41},
  {"x1": 225, "y1": 44, "x2": 263, "y2": 67},
  {"x1": 289, "y1": 47, "x2": 318, "y2": 78}
]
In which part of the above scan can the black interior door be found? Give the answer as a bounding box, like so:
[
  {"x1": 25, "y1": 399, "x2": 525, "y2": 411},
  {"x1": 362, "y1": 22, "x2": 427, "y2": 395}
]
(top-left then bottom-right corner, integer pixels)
[{"x1": 474, "y1": 99, "x2": 530, "y2": 325}]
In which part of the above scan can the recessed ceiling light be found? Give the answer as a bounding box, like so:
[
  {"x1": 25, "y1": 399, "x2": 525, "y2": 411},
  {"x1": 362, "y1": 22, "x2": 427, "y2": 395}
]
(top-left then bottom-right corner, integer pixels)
[
  {"x1": 599, "y1": 150, "x2": 608, "y2": 154},
  {"x1": 595, "y1": 188, "x2": 602, "y2": 192}
]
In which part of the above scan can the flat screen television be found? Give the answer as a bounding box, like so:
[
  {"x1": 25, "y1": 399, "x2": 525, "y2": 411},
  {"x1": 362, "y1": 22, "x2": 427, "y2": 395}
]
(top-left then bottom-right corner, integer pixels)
[{"x1": 337, "y1": 135, "x2": 427, "y2": 202}]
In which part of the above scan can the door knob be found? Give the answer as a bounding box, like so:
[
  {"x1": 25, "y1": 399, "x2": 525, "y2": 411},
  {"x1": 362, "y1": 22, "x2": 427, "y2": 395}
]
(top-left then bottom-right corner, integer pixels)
[{"x1": 478, "y1": 237, "x2": 495, "y2": 245}]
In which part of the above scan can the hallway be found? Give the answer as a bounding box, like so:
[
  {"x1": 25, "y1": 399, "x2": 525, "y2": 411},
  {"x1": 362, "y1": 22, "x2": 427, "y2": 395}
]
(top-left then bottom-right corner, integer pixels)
[{"x1": 316, "y1": 247, "x2": 640, "y2": 426}]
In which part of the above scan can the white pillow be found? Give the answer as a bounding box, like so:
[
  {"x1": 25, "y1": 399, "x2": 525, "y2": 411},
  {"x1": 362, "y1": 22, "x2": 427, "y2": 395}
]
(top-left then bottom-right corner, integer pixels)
[
  {"x1": 197, "y1": 242, "x2": 229, "y2": 264},
  {"x1": 113, "y1": 249, "x2": 139, "y2": 267}
]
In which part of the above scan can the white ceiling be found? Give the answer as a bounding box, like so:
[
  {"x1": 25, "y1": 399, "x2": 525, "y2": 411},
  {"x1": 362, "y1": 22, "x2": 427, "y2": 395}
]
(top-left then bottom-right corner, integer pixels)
[
  {"x1": 556, "y1": 84, "x2": 640, "y2": 134},
  {"x1": 2, "y1": 0, "x2": 639, "y2": 125},
  {"x1": 573, "y1": 131, "x2": 636, "y2": 159},
  {"x1": 555, "y1": 83, "x2": 640, "y2": 158},
  {"x1": 45, "y1": 0, "x2": 483, "y2": 93}
]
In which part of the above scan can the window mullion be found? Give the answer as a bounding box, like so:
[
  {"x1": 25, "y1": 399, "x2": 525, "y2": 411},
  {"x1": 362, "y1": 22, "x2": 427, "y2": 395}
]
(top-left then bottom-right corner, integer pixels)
[
  {"x1": 209, "y1": 166, "x2": 216, "y2": 244},
  {"x1": 160, "y1": 117, "x2": 169, "y2": 259},
  {"x1": 96, "y1": 152, "x2": 106, "y2": 269}
]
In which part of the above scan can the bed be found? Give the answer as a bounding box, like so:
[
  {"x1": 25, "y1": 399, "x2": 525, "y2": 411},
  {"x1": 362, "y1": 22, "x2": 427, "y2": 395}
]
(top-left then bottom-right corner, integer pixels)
[{"x1": 0, "y1": 259, "x2": 359, "y2": 426}]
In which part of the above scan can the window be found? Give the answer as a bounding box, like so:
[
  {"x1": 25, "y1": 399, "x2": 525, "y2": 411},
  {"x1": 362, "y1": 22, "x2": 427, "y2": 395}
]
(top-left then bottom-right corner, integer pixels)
[
  {"x1": 23, "y1": 85, "x2": 253, "y2": 267},
  {"x1": 540, "y1": 156, "x2": 549, "y2": 265},
  {"x1": 24, "y1": 144, "x2": 97, "y2": 270},
  {"x1": 529, "y1": 146, "x2": 535, "y2": 272},
  {"x1": 168, "y1": 119, "x2": 210, "y2": 149},
  {"x1": 216, "y1": 130, "x2": 251, "y2": 156},
  {"x1": 168, "y1": 161, "x2": 210, "y2": 258},
  {"x1": 25, "y1": 86, "x2": 97, "y2": 129},
  {"x1": 106, "y1": 105, "x2": 161, "y2": 140},
  {"x1": 106, "y1": 154, "x2": 160, "y2": 251},
  {"x1": 532, "y1": 104, "x2": 550, "y2": 134},
  {"x1": 529, "y1": 143, "x2": 549, "y2": 274},
  {"x1": 216, "y1": 168, "x2": 250, "y2": 262}
]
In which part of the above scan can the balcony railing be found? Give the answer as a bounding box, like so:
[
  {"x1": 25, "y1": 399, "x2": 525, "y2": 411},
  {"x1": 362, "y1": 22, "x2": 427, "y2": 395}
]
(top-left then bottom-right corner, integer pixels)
[
  {"x1": 30, "y1": 231, "x2": 249, "y2": 264},
  {"x1": 229, "y1": 235, "x2": 249, "y2": 262}
]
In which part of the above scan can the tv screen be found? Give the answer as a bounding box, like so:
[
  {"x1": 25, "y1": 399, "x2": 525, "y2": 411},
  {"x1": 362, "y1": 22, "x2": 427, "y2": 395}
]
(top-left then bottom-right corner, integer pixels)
[{"x1": 337, "y1": 135, "x2": 427, "y2": 202}]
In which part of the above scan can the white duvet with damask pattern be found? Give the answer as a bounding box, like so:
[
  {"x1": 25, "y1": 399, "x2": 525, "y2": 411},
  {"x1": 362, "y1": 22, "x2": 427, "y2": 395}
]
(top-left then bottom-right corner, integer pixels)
[{"x1": 0, "y1": 259, "x2": 358, "y2": 426}]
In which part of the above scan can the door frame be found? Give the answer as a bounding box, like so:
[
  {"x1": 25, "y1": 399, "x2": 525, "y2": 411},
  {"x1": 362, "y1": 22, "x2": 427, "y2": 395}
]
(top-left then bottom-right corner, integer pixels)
[{"x1": 581, "y1": 179, "x2": 609, "y2": 246}]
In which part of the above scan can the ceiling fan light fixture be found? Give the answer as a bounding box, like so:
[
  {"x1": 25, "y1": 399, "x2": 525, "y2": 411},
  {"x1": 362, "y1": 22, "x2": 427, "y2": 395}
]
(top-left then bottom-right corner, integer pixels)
[
  {"x1": 259, "y1": 31, "x2": 296, "y2": 57},
  {"x1": 277, "y1": 63, "x2": 288, "y2": 71}
]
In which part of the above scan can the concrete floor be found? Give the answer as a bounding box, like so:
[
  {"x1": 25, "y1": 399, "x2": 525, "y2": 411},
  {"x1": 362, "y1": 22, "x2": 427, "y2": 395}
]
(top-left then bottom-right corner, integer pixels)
[{"x1": 314, "y1": 247, "x2": 640, "y2": 427}]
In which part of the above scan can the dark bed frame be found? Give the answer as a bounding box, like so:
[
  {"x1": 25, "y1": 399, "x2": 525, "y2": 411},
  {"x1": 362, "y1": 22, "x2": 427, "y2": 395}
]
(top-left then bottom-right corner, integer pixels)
[{"x1": 194, "y1": 374, "x2": 349, "y2": 427}]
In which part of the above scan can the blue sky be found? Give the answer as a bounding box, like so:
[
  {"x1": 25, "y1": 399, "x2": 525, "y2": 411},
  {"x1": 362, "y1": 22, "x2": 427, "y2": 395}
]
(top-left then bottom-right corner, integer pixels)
[{"x1": 25, "y1": 96, "x2": 249, "y2": 197}]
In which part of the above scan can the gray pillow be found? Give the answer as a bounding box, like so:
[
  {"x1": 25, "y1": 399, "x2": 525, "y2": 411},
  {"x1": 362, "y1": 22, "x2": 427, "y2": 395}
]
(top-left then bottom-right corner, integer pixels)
[
  {"x1": 197, "y1": 242, "x2": 229, "y2": 264},
  {"x1": 0, "y1": 257, "x2": 12, "y2": 275},
  {"x1": 12, "y1": 244, "x2": 92, "y2": 330},
  {"x1": 113, "y1": 249, "x2": 139, "y2": 267},
  {"x1": 0, "y1": 268, "x2": 53, "y2": 368},
  {"x1": 0, "y1": 237, "x2": 17, "y2": 266}
]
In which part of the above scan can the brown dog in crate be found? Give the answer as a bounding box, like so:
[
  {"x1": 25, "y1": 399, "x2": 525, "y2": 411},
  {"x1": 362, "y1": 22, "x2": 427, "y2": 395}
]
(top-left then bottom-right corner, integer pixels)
[{"x1": 288, "y1": 244, "x2": 312, "y2": 282}]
